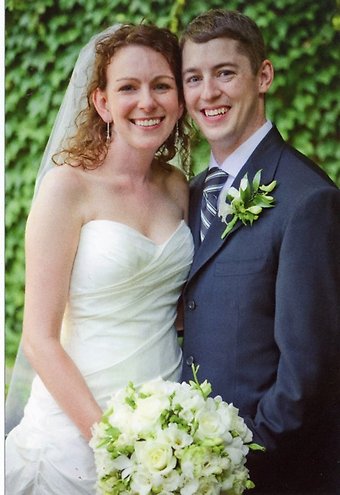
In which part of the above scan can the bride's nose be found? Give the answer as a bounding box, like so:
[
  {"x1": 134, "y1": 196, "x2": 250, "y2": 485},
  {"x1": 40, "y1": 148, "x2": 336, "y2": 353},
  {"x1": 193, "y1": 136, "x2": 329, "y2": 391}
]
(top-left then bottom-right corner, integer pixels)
[{"x1": 138, "y1": 88, "x2": 157, "y2": 112}]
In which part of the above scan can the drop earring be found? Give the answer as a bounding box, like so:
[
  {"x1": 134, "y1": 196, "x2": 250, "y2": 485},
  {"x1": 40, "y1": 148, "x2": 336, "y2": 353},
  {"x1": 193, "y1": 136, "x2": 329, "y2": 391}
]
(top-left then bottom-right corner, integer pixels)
[
  {"x1": 106, "y1": 121, "x2": 111, "y2": 143},
  {"x1": 175, "y1": 121, "x2": 179, "y2": 144}
]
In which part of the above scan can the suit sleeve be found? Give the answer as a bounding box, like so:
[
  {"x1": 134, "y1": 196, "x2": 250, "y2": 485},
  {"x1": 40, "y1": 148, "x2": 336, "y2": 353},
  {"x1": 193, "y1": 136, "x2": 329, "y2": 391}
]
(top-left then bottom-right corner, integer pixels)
[{"x1": 246, "y1": 186, "x2": 340, "y2": 451}]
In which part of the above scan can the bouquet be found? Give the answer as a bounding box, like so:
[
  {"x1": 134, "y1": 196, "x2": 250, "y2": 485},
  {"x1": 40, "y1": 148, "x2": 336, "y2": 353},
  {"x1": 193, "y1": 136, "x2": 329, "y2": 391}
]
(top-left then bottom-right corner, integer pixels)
[{"x1": 90, "y1": 366, "x2": 263, "y2": 495}]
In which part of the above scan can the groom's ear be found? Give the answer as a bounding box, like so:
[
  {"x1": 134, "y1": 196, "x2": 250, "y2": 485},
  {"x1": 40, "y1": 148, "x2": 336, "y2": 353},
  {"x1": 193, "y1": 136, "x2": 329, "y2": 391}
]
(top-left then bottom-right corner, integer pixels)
[
  {"x1": 258, "y1": 59, "x2": 274, "y2": 95},
  {"x1": 92, "y1": 88, "x2": 111, "y2": 123}
]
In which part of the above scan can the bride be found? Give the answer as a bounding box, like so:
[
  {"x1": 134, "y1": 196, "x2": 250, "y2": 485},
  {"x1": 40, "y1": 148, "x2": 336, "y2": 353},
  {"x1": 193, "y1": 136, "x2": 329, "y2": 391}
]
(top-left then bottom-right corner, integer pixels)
[{"x1": 5, "y1": 23, "x2": 193, "y2": 494}]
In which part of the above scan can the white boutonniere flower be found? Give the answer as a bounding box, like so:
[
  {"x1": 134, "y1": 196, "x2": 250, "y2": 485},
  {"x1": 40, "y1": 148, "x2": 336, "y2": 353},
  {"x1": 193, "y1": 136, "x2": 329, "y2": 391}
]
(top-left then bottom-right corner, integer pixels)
[{"x1": 218, "y1": 169, "x2": 277, "y2": 239}]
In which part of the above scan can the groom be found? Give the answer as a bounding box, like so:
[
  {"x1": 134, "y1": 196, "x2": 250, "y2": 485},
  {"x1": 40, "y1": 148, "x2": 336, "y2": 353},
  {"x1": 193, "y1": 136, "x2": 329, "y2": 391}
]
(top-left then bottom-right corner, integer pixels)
[{"x1": 180, "y1": 9, "x2": 340, "y2": 494}]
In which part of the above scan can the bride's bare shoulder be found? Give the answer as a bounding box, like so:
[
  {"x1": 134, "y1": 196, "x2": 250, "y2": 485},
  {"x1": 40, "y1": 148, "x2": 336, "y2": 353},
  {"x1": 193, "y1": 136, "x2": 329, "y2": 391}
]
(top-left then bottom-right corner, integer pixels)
[
  {"x1": 163, "y1": 164, "x2": 189, "y2": 198},
  {"x1": 36, "y1": 165, "x2": 87, "y2": 203}
]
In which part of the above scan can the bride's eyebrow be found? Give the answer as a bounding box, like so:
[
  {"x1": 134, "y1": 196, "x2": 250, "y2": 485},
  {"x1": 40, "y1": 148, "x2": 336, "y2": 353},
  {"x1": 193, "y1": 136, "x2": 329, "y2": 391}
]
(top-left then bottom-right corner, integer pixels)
[{"x1": 115, "y1": 75, "x2": 176, "y2": 82}]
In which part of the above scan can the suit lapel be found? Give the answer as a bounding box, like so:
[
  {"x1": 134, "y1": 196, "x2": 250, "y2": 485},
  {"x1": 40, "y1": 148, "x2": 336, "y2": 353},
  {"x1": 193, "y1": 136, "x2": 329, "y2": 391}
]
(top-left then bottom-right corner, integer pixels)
[{"x1": 187, "y1": 127, "x2": 285, "y2": 283}]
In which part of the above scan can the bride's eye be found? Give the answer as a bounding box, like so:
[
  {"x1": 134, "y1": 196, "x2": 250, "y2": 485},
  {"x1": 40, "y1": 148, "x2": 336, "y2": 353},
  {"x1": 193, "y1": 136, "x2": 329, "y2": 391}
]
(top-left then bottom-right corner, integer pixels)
[
  {"x1": 154, "y1": 83, "x2": 172, "y2": 92},
  {"x1": 118, "y1": 84, "x2": 135, "y2": 92}
]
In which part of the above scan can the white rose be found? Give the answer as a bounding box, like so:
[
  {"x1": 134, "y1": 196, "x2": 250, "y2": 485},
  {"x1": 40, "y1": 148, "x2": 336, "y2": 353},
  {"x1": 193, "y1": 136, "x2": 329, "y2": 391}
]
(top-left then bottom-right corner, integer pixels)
[
  {"x1": 195, "y1": 398, "x2": 234, "y2": 444},
  {"x1": 134, "y1": 440, "x2": 177, "y2": 475},
  {"x1": 108, "y1": 405, "x2": 137, "y2": 437},
  {"x1": 195, "y1": 406, "x2": 226, "y2": 445}
]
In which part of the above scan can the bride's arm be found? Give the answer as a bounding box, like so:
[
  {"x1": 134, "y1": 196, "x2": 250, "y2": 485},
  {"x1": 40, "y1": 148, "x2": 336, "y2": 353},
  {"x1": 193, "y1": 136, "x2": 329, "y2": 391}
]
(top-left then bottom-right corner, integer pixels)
[
  {"x1": 22, "y1": 167, "x2": 102, "y2": 441},
  {"x1": 168, "y1": 166, "x2": 189, "y2": 334}
]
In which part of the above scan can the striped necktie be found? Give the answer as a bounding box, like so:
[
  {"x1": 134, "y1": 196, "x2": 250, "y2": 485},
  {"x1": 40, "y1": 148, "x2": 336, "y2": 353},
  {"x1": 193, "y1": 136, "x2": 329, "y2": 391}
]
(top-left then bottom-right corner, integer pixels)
[{"x1": 200, "y1": 167, "x2": 228, "y2": 242}]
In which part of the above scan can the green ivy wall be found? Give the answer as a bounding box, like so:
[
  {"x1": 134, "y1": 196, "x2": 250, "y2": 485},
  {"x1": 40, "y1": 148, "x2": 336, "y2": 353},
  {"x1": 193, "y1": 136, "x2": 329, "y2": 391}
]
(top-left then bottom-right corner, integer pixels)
[{"x1": 5, "y1": 0, "x2": 340, "y2": 363}]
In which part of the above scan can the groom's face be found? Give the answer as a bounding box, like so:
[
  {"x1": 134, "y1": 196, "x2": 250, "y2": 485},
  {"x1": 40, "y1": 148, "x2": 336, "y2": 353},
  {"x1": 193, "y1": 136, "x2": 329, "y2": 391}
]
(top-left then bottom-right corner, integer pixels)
[{"x1": 182, "y1": 37, "x2": 267, "y2": 162}]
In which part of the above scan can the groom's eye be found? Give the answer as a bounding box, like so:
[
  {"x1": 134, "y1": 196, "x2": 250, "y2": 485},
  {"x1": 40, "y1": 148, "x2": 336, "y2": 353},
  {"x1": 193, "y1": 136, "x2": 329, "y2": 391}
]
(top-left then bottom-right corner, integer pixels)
[
  {"x1": 185, "y1": 75, "x2": 201, "y2": 85},
  {"x1": 217, "y1": 70, "x2": 235, "y2": 80}
]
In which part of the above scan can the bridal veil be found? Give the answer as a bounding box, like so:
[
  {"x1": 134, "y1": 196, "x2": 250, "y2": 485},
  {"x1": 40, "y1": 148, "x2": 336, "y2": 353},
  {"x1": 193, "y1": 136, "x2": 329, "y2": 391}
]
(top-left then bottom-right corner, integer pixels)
[{"x1": 5, "y1": 24, "x2": 121, "y2": 434}]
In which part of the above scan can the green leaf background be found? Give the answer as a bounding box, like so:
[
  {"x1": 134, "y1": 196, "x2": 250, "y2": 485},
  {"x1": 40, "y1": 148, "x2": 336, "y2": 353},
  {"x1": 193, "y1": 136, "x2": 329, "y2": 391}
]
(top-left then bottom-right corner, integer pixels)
[{"x1": 5, "y1": 0, "x2": 340, "y2": 364}]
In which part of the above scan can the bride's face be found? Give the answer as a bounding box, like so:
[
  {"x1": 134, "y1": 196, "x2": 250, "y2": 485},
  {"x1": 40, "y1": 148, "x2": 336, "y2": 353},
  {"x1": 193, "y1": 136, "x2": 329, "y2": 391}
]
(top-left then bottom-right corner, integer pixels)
[{"x1": 94, "y1": 44, "x2": 183, "y2": 152}]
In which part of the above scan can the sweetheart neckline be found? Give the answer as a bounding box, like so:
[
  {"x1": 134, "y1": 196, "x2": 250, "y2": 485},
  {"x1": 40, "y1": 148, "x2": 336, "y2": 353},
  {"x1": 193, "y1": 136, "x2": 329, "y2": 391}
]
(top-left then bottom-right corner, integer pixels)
[{"x1": 81, "y1": 219, "x2": 186, "y2": 247}]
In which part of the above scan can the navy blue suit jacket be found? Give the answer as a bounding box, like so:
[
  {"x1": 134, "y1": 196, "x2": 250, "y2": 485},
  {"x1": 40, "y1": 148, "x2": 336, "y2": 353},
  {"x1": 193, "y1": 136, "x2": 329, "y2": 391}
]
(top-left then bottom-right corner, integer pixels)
[{"x1": 181, "y1": 127, "x2": 340, "y2": 493}]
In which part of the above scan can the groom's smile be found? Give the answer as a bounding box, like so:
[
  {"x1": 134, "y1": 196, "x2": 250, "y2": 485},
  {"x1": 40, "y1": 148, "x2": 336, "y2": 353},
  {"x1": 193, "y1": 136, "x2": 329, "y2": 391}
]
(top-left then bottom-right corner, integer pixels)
[{"x1": 202, "y1": 106, "x2": 231, "y2": 118}]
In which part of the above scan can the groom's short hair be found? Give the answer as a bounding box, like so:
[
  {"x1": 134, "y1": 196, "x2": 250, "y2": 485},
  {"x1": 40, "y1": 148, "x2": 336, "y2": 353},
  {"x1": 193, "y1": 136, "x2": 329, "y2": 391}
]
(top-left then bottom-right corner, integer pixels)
[{"x1": 180, "y1": 9, "x2": 267, "y2": 75}]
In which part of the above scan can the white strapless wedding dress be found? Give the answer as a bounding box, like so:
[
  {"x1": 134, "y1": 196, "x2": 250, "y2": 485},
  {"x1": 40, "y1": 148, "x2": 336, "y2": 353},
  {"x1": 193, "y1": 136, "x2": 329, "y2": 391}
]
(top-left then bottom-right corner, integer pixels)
[{"x1": 6, "y1": 220, "x2": 194, "y2": 494}]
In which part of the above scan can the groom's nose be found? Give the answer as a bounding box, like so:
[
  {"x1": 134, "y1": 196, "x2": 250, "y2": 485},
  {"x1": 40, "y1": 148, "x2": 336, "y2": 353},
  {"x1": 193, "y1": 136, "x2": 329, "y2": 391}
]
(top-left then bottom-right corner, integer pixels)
[{"x1": 200, "y1": 77, "x2": 221, "y2": 101}]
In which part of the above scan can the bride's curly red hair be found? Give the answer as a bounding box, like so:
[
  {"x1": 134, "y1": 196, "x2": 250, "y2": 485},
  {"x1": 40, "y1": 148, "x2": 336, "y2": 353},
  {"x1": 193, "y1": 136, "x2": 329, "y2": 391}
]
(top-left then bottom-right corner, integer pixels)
[{"x1": 53, "y1": 24, "x2": 191, "y2": 176}]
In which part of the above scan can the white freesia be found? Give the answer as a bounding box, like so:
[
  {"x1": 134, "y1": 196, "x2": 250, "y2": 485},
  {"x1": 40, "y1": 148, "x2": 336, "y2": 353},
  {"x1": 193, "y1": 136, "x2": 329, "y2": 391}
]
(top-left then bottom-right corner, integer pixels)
[
  {"x1": 130, "y1": 470, "x2": 152, "y2": 495},
  {"x1": 240, "y1": 176, "x2": 248, "y2": 191},
  {"x1": 139, "y1": 377, "x2": 177, "y2": 396},
  {"x1": 172, "y1": 383, "x2": 206, "y2": 423},
  {"x1": 180, "y1": 478, "x2": 200, "y2": 495},
  {"x1": 218, "y1": 190, "x2": 234, "y2": 222},
  {"x1": 227, "y1": 186, "x2": 241, "y2": 199},
  {"x1": 225, "y1": 437, "x2": 249, "y2": 466},
  {"x1": 197, "y1": 477, "x2": 221, "y2": 495},
  {"x1": 160, "y1": 423, "x2": 193, "y2": 450},
  {"x1": 159, "y1": 469, "x2": 182, "y2": 491},
  {"x1": 90, "y1": 366, "x2": 263, "y2": 494},
  {"x1": 90, "y1": 446, "x2": 117, "y2": 476}
]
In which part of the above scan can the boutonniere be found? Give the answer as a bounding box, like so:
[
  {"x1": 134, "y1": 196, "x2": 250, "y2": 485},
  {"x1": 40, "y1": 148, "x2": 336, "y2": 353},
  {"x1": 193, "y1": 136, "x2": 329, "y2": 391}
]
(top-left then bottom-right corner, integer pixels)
[{"x1": 218, "y1": 169, "x2": 277, "y2": 239}]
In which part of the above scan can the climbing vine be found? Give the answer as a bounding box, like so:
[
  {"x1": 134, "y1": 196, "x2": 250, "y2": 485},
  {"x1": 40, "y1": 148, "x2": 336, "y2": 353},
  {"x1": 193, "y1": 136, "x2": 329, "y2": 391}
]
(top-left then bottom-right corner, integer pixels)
[{"x1": 5, "y1": 0, "x2": 339, "y2": 362}]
